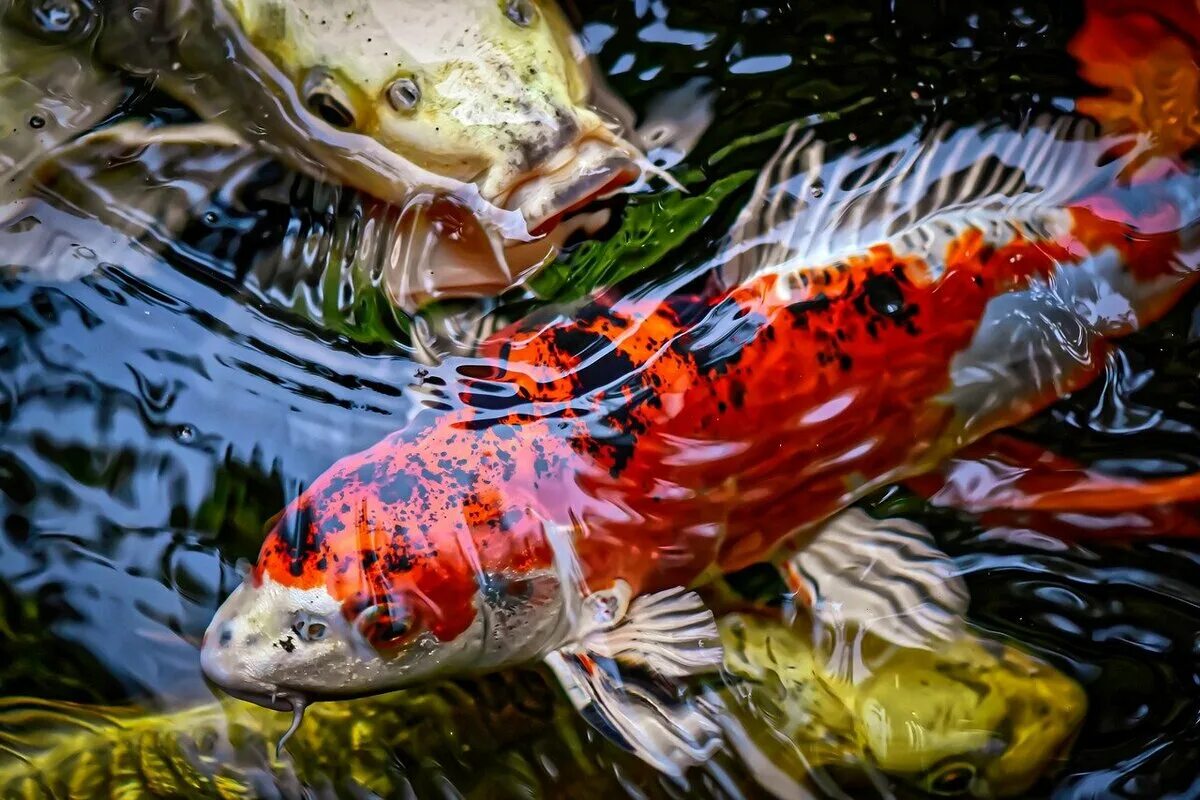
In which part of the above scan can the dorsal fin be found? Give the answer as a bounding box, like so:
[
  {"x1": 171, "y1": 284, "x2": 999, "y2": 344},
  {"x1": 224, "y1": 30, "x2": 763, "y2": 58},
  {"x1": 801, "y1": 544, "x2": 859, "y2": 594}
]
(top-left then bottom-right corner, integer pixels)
[{"x1": 718, "y1": 114, "x2": 1155, "y2": 292}]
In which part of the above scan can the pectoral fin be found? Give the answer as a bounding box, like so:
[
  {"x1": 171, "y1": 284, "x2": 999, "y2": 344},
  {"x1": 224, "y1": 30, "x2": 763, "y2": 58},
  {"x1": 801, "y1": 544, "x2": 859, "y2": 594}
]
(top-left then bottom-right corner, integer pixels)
[
  {"x1": 781, "y1": 509, "x2": 969, "y2": 650},
  {"x1": 578, "y1": 587, "x2": 723, "y2": 676},
  {"x1": 544, "y1": 585, "x2": 724, "y2": 776}
]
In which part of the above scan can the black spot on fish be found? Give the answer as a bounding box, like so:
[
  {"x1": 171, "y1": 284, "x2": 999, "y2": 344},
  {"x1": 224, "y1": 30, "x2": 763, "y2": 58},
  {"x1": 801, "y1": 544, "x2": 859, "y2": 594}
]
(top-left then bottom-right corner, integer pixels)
[
  {"x1": 728, "y1": 380, "x2": 746, "y2": 410},
  {"x1": 551, "y1": 324, "x2": 641, "y2": 394},
  {"x1": 863, "y1": 273, "x2": 907, "y2": 318},
  {"x1": 275, "y1": 636, "x2": 296, "y2": 653},
  {"x1": 787, "y1": 293, "x2": 831, "y2": 327}
]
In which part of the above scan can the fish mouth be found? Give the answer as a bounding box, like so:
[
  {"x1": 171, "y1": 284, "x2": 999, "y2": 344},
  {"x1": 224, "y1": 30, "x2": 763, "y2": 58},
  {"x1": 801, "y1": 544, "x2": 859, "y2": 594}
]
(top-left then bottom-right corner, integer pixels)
[
  {"x1": 199, "y1": 633, "x2": 291, "y2": 710},
  {"x1": 216, "y1": 683, "x2": 302, "y2": 714},
  {"x1": 504, "y1": 138, "x2": 640, "y2": 237},
  {"x1": 200, "y1": 638, "x2": 312, "y2": 755}
]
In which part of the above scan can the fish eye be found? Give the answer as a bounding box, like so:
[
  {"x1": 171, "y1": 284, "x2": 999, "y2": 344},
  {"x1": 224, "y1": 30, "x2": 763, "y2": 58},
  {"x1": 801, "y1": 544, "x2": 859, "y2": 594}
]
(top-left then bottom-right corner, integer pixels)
[
  {"x1": 354, "y1": 602, "x2": 416, "y2": 648},
  {"x1": 925, "y1": 762, "x2": 977, "y2": 796},
  {"x1": 386, "y1": 77, "x2": 421, "y2": 113},
  {"x1": 12, "y1": 0, "x2": 97, "y2": 43},
  {"x1": 292, "y1": 613, "x2": 329, "y2": 643},
  {"x1": 301, "y1": 68, "x2": 357, "y2": 130},
  {"x1": 503, "y1": 0, "x2": 536, "y2": 26}
]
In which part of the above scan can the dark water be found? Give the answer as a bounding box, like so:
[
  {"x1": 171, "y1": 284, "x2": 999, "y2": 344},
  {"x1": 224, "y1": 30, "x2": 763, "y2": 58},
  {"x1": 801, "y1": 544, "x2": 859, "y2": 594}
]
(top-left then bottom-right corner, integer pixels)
[{"x1": 2, "y1": 0, "x2": 1199, "y2": 797}]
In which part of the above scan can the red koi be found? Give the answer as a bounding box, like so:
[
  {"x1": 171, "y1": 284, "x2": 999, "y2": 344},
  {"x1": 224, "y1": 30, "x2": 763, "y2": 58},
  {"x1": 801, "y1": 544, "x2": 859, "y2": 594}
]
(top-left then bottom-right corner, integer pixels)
[{"x1": 250, "y1": 125, "x2": 1199, "y2": 627}]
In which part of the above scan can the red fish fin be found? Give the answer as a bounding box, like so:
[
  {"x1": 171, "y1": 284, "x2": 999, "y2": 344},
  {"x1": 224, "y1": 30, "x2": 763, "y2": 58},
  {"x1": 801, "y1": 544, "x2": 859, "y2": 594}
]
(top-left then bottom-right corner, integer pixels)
[
  {"x1": 1070, "y1": 0, "x2": 1200, "y2": 166},
  {"x1": 908, "y1": 433, "x2": 1200, "y2": 539}
]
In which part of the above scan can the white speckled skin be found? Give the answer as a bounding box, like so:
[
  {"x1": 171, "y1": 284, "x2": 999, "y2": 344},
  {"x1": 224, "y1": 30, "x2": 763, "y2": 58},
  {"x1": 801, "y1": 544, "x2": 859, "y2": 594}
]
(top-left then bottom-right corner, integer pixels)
[{"x1": 202, "y1": 568, "x2": 575, "y2": 702}]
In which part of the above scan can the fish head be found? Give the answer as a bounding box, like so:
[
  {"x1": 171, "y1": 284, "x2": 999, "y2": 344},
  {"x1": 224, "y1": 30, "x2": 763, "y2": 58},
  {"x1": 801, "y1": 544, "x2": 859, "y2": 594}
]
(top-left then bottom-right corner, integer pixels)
[
  {"x1": 223, "y1": 0, "x2": 641, "y2": 235},
  {"x1": 853, "y1": 636, "x2": 1087, "y2": 797},
  {"x1": 201, "y1": 424, "x2": 569, "y2": 710}
]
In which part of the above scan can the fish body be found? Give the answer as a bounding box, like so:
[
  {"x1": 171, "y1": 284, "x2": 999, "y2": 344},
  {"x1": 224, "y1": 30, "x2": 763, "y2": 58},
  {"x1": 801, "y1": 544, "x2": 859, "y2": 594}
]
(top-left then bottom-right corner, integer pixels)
[
  {"x1": 201, "y1": 112, "x2": 1200, "y2": 748},
  {"x1": 718, "y1": 613, "x2": 1086, "y2": 798},
  {"x1": 0, "y1": 0, "x2": 641, "y2": 303}
]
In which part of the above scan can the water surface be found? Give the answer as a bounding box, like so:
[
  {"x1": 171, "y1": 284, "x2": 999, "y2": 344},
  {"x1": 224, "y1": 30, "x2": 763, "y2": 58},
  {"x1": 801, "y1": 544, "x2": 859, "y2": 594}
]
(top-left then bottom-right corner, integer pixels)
[{"x1": 2, "y1": 0, "x2": 1200, "y2": 796}]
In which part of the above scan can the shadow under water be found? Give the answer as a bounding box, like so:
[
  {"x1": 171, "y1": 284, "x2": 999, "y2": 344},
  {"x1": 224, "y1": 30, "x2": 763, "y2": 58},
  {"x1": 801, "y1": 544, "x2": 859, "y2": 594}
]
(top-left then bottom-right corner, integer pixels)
[{"x1": 2, "y1": 0, "x2": 1200, "y2": 798}]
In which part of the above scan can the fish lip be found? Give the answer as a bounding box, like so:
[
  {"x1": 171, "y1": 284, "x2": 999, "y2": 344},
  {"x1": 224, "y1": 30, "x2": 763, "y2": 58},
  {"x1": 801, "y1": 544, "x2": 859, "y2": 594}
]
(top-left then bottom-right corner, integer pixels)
[
  {"x1": 503, "y1": 146, "x2": 641, "y2": 236},
  {"x1": 199, "y1": 645, "x2": 293, "y2": 711},
  {"x1": 215, "y1": 684, "x2": 300, "y2": 713}
]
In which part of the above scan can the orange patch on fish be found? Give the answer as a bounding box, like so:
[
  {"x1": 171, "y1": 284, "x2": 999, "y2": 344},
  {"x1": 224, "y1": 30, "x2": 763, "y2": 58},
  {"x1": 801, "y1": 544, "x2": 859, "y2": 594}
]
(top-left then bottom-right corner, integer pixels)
[{"x1": 1070, "y1": 0, "x2": 1200, "y2": 163}]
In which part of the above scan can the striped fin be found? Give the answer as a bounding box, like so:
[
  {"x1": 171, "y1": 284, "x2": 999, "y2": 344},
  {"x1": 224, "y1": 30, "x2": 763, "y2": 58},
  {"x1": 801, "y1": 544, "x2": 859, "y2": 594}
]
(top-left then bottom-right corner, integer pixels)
[
  {"x1": 544, "y1": 648, "x2": 724, "y2": 778},
  {"x1": 544, "y1": 583, "x2": 725, "y2": 776},
  {"x1": 783, "y1": 509, "x2": 968, "y2": 653},
  {"x1": 719, "y1": 114, "x2": 1153, "y2": 294},
  {"x1": 580, "y1": 586, "x2": 723, "y2": 678}
]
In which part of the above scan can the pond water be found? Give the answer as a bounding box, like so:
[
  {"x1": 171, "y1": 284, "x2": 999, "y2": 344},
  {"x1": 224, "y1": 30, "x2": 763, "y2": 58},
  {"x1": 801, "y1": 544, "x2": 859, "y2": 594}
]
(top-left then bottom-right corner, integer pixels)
[{"x1": 2, "y1": 0, "x2": 1200, "y2": 797}]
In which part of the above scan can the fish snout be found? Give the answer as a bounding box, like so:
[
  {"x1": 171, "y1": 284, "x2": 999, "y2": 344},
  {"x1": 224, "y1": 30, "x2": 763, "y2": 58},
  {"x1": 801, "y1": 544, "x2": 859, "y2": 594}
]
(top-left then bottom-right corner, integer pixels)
[
  {"x1": 201, "y1": 581, "x2": 287, "y2": 707},
  {"x1": 504, "y1": 138, "x2": 641, "y2": 236}
]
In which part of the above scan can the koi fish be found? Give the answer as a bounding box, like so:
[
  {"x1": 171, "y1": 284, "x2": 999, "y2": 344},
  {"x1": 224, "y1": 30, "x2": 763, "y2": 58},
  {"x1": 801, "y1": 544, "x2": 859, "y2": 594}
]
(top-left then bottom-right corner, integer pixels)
[
  {"x1": 0, "y1": 611, "x2": 1084, "y2": 799},
  {"x1": 200, "y1": 106, "x2": 1200, "y2": 776},
  {"x1": 717, "y1": 612, "x2": 1086, "y2": 799},
  {"x1": 0, "y1": 0, "x2": 642, "y2": 305}
]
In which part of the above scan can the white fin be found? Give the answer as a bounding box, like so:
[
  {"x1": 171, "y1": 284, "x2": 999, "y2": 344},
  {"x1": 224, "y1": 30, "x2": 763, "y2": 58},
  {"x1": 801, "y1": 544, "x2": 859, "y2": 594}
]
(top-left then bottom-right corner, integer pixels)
[
  {"x1": 579, "y1": 586, "x2": 723, "y2": 677},
  {"x1": 719, "y1": 114, "x2": 1152, "y2": 293},
  {"x1": 544, "y1": 650, "x2": 723, "y2": 778},
  {"x1": 28, "y1": 120, "x2": 262, "y2": 240},
  {"x1": 545, "y1": 584, "x2": 724, "y2": 776},
  {"x1": 783, "y1": 509, "x2": 968, "y2": 651}
]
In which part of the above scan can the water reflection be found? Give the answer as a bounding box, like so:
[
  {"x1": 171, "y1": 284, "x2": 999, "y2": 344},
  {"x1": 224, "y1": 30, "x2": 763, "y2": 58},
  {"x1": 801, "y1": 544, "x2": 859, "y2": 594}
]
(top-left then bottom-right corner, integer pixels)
[{"x1": 0, "y1": 200, "x2": 423, "y2": 700}]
